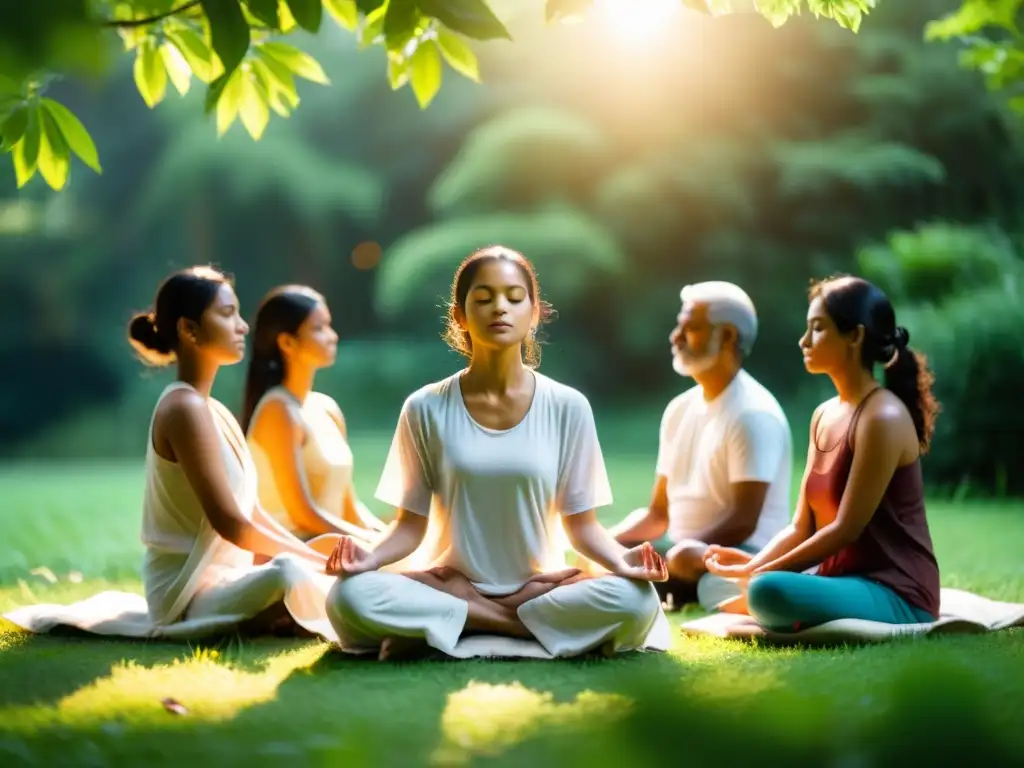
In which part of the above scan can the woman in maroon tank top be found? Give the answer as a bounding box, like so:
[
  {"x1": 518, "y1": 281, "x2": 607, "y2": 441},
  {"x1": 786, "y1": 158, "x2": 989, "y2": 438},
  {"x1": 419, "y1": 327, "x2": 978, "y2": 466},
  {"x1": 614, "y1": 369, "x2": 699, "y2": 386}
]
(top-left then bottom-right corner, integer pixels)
[{"x1": 704, "y1": 275, "x2": 942, "y2": 632}]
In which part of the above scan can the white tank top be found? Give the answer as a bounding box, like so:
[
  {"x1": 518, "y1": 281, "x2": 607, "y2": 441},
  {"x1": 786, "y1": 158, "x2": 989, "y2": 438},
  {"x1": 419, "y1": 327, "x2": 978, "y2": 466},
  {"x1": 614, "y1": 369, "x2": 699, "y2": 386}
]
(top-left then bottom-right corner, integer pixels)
[
  {"x1": 247, "y1": 387, "x2": 356, "y2": 535},
  {"x1": 141, "y1": 382, "x2": 257, "y2": 624}
]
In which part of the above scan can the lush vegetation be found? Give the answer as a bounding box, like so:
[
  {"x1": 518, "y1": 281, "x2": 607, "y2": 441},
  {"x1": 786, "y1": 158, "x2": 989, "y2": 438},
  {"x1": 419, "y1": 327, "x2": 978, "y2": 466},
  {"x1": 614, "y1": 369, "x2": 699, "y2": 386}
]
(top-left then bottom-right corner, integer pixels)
[
  {"x1": 3, "y1": 0, "x2": 1023, "y2": 191},
  {"x1": 1, "y1": 0, "x2": 1020, "y2": 498}
]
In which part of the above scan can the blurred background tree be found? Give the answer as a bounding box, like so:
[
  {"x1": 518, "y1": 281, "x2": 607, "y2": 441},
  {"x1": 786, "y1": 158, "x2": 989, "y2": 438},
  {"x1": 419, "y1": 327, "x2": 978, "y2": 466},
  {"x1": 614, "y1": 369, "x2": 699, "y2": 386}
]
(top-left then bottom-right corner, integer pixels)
[{"x1": 2, "y1": 0, "x2": 1022, "y2": 497}]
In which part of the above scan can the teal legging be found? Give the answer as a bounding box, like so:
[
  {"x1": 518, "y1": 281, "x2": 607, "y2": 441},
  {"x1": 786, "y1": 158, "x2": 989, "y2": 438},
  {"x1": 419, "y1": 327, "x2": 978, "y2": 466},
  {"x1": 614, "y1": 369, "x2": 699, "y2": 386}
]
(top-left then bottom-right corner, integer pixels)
[{"x1": 747, "y1": 572, "x2": 935, "y2": 633}]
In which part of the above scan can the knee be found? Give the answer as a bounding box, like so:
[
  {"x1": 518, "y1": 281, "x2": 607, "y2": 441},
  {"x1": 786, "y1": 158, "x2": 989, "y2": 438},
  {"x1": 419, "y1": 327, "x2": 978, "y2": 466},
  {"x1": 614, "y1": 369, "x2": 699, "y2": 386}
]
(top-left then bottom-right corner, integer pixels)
[
  {"x1": 600, "y1": 576, "x2": 661, "y2": 627},
  {"x1": 665, "y1": 539, "x2": 708, "y2": 582},
  {"x1": 746, "y1": 572, "x2": 796, "y2": 618},
  {"x1": 326, "y1": 572, "x2": 390, "y2": 625}
]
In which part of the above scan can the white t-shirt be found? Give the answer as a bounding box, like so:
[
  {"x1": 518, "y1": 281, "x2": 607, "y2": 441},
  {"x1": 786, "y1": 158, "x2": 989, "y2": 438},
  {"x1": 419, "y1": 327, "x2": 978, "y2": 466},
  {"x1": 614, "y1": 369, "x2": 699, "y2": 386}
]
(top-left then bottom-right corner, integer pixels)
[
  {"x1": 375, "y1": 370, "x2": 613, "y2": 596},
  {"x1": 656, "y1": 369, "x2": 792, "y2": 550}
]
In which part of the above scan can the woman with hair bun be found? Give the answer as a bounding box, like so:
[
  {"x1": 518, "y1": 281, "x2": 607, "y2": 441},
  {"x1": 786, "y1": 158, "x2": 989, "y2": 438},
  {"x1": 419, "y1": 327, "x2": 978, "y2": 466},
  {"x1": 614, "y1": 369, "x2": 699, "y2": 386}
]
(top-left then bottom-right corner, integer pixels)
[
  {"x1": 5, "y1": 266, "x2": 340, "y2": 641},
  {"x1": 706, "y1": 275, "x2": 942, "y2": 632}
]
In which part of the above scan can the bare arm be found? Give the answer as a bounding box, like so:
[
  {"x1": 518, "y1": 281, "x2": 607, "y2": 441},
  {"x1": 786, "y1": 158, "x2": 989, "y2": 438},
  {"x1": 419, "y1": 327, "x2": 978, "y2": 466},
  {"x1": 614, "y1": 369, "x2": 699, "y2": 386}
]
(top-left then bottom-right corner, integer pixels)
[
  {"x1": 563, "y1": 510, "x2": 631, "y2": 573},
  {"x1": 753, "y1": 400, "x2": 909, "y2": 575},
  {"x1": 363, "y1": 509, "x2": 428, "y2": 570},
  {"x1": 609, "y1": 475, "x2": 669, "y2": 544},
  {"x1": 249, "y1": 398, "x2": 370, "y2": 539},
  {"x1": 160, "y1": 392, "x2": 326, "y2": 566}
]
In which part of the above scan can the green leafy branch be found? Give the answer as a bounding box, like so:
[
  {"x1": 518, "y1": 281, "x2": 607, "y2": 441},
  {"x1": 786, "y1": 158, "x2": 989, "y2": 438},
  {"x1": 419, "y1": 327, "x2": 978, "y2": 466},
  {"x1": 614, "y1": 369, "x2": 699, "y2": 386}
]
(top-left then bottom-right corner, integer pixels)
[
  {"x1": 1, "y1": 0, "x2": 880, "y2": 191},
  {"x1": 924, "y1": 0, "x2": 1024, "y2": 114}
]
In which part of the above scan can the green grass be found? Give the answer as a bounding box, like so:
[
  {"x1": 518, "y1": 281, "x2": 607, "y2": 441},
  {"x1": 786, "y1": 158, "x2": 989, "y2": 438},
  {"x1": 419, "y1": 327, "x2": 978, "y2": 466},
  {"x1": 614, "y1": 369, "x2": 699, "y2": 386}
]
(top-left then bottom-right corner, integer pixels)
[{"x1": 1, "y1": 430, "x2": 1023, "y2": 767}]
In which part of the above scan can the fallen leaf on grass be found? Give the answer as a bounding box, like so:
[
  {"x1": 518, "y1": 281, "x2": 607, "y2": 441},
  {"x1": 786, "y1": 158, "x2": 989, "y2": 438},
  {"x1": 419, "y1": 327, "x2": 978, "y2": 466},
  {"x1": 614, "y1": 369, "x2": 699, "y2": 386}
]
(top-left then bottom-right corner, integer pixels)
[
  {"x1": 29, "y1": 567, "x2": 58, "y2": 584},
  {"x1": 161, "y1": 697, "x2": 188, "y2": 716}
]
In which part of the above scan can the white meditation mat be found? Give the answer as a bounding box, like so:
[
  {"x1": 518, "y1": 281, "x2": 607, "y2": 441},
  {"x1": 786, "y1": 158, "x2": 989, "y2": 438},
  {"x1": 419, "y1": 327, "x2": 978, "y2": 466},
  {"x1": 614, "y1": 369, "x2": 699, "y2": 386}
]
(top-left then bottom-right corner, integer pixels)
[{"x1": 679, "y1": 588, "x2": 1024, "y2": 645}]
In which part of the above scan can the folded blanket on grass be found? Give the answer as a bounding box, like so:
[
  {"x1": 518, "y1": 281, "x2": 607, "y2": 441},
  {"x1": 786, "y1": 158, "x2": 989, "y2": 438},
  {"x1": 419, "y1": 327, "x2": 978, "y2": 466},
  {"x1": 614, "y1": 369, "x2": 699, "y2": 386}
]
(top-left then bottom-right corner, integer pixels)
[{"x1": 679, "y1": 588, "x2": 1024, "y2": 645}]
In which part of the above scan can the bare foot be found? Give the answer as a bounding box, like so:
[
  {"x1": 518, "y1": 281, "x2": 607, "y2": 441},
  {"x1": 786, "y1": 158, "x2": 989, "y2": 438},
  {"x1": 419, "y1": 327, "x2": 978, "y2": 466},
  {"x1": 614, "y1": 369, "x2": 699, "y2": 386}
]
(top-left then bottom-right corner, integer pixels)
[{"x1": 378, "y1": 636, "x2": 429, "y2": 661}]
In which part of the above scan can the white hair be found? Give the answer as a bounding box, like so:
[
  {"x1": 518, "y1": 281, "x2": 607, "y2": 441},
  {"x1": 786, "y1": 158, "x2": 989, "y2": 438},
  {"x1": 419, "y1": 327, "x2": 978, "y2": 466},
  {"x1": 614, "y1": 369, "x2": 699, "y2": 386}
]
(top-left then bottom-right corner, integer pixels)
[{"x1": 680, "y1": 281, "x2": 758, "y2": 358}]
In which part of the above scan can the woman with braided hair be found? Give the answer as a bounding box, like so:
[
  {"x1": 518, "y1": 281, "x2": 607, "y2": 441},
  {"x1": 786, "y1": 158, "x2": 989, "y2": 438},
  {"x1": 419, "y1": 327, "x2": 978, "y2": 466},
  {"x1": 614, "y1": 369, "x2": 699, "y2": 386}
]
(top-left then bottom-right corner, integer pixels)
[{"x1": 705, "y1": 275, "x2": 942, "y2": 631}]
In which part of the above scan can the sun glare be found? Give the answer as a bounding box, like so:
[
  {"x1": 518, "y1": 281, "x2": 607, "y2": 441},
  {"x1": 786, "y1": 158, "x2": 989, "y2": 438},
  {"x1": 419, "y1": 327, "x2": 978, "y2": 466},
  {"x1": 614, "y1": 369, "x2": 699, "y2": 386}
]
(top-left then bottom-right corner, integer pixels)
[{"x1": 596, "y1": 0, "x2": 682, "y2": 43}]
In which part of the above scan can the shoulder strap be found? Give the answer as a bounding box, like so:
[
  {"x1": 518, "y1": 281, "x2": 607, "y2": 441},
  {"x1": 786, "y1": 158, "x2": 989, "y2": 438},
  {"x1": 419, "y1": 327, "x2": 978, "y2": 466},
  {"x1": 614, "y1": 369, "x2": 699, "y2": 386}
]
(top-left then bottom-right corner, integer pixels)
[{"x1": 846, "y1": 386, "x2": 883, "y2": 449}]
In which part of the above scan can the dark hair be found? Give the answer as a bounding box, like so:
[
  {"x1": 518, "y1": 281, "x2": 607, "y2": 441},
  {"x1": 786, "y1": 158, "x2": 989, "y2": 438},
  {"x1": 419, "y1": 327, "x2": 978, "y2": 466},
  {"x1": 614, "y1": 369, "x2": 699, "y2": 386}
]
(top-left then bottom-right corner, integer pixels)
[
  {"x1": 240, "y1": 284, "x2": 324, "y2": 433},
  {"x1": 442, "y1": 245, "x2": 552, "y2": 368},
  {"x1": 810, "y1": 274, "x2": 940, "y2": 452},
  {"x1": 128, "y1": 266, "x2": 231, "y2": 367}
]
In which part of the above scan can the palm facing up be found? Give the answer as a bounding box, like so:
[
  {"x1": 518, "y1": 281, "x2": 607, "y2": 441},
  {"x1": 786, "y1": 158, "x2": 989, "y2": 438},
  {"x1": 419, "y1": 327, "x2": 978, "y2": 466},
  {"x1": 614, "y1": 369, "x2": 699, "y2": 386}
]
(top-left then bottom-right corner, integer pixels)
[
  {"x1": 617, "y1": 541, "x2": 669, "y2": 582},
  {"x1": 326, "y1": 535, "x2": 376, "y2": 576},
  {"x1": 704, "y1": 545, "x2": 754, "y2": 578}
]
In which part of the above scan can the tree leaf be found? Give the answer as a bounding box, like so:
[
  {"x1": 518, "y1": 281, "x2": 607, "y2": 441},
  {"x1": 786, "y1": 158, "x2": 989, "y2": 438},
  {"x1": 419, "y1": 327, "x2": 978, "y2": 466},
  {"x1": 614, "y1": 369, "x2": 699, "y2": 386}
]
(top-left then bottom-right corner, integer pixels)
[
  {"x1": 161, "y1": 42, "x2": 194, "y2": 96},
  {"x1": 544, "y1": 0, "x2": 594, "y2": 23},
  {"x1": 134, "y1": 41, "x2": 168, "y2": 108},
  {"x1": 251, "y1": 58, "x2": 298, "y2": 115},
  {"x1": 238, "y1": 69, "x2": 271, "y2": 139},
  {"x1": 12, "y1": 105, "x2": 40, "y2": 188},
  {"x1": 201, "y1": 0, "x2": 252, "y2": 76},
  {"x1": 258, "y1": 41, "x2": 330, "y2": 84},
  {"x1": 754, "y1": 0, "x2": 802, "y2": 28},
  {"x1": 436, "y1": 28, "x2": 479, "y2": 82},
  {"x1": 359, "y1": 5, "x2": 387, "y2": 48},
  {"x1": 246, "y1": 0, "x2": 281, "y2": 28},
  {"x1": 409, "y1": 39, "x2": 442, "y2": 108},
  {"x1": 286, "y1": 0, "x2": 323, "y2": 32},
  {"x1": 216, "y1": 68, "x2": 245, "y2": 135},
  {"x1": 385, "y1": 0, "x2": 422, "y2": 52},
  {"x1": 387, "y1": 52, "x2": 410, "y2": 89},
  {"x1": 417, "y1": 0, "x2": 511, "y2": 41},
  {"x1": 253, "y1": 49, "x2": 300, "y2": 102},
  {"x1": 40, "y1": 98, "x2": 101, "y2": 173},
  {"x1": 165, "y1": 26, "x2": 219, "y2": 83},
  {"x1": 324, "y1": 0, "x2": 358, "y2": 29},
  {"x1": 37, "y1": 107, "x2": 70, "y2": 191},
  {"x1": 356, "y1": 0, "x2": 386, "y2": 12},
  {"x1": 1, "y1": 105, "x2": 29, "y2": 151},
  {"x1": 679, "y1": 0, "x2": 711, "y2": 13}
]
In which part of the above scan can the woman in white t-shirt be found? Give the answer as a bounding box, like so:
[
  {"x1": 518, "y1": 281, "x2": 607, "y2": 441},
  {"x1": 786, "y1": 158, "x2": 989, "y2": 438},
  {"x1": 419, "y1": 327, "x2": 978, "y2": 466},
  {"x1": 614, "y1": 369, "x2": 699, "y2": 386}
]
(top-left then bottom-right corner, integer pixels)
[
  {"x1": 241, "y1": 285, "x2": 387, "y2": 545},
  {"x1": 325, "y1": 246, "x2": 671, "y2": 660}
]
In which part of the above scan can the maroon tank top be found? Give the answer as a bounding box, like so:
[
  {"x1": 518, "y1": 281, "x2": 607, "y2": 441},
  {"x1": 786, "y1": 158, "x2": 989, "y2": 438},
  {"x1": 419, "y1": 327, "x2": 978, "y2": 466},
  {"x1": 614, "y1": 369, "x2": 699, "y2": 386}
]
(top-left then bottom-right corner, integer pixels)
[{"x1": 805, "y1": 389, "x2": 941, "y2": 619}]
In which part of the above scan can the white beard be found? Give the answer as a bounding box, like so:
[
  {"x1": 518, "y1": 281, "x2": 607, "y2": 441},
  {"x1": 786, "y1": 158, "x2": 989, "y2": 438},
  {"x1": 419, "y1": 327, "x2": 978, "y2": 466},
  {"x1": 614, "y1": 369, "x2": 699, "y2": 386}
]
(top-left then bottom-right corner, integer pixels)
[{"x1": 672, "y1": 327, "x2": 722, "y2": 378}]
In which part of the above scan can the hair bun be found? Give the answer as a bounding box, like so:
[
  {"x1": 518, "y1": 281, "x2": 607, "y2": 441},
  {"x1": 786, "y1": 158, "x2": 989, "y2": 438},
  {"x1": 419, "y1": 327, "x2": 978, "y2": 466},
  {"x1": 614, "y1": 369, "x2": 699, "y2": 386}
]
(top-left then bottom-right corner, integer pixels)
[{"x1": 128, "y1": 312, "x2": 174, "y2": 363}]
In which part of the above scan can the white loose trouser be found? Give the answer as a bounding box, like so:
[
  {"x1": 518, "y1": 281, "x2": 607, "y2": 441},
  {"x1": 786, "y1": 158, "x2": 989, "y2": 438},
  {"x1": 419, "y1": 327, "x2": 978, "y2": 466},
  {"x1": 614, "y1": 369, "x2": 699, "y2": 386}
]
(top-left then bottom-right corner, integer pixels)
[{"x1": 326, "y1": 571, "x2": 669, "y2": 659}]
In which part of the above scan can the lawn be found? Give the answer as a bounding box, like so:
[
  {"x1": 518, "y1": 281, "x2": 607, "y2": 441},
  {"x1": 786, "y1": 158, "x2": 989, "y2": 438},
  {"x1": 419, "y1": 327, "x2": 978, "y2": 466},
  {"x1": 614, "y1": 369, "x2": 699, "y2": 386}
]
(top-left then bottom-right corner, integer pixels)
[{"x1": 1, "y1": 429, "x2": 1023, "y2": 767}]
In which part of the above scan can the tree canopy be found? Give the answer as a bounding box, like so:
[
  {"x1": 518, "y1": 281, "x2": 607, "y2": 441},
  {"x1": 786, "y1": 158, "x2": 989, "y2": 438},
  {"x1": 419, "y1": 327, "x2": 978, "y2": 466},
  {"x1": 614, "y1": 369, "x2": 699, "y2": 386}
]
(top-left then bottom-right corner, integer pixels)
[
  {"x1": 0, "y1": 0, "x2": 1019, "y2": 192},
  {"x1": 1, "y1": 0, "x2": 882, "y2": 191}
]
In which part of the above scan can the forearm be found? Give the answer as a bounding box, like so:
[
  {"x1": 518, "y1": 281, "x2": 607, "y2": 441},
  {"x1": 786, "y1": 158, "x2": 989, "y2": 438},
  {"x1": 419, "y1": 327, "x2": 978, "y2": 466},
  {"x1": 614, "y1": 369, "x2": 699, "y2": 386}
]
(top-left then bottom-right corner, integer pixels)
[
  {"x1": 752, "y1": 524, "x2": 851, "y2": 575},
  {"x1": 367, "y1": 517, "x2": 426, "y2": 569},
  {"x1": 609, "y1": 507, "x2": 667, "y2": 544},
  {"x1": 744, "y1": 524, "x2": 807, "y2": 570},
  {"x1": 231, "y1": 517, "x2": 326, "y2": 565},
  {"x1": 688, "y1": 510, "x2": 757, "y2": 548},
  {"x1": 567, "y1": 517, "x2": 628, "y2": 573}
]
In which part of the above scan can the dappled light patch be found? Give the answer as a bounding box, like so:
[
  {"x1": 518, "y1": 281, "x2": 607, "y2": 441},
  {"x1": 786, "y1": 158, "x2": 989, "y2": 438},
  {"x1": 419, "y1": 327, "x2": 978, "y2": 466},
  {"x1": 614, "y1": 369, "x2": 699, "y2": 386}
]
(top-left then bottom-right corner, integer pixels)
[
  {"x1": 2, "y1": 641, "x2": 329, "y2": 732},
  {"x1": 430, "y1": 681, "x2": 629, "y2": 765}
]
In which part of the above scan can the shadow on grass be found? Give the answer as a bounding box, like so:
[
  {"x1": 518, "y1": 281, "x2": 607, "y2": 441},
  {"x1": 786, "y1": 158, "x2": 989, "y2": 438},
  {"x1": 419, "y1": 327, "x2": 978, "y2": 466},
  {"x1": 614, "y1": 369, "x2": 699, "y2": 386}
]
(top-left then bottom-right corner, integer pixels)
[{"x1": 3, "y1": 628, "x2": 1024, "y2": 767}]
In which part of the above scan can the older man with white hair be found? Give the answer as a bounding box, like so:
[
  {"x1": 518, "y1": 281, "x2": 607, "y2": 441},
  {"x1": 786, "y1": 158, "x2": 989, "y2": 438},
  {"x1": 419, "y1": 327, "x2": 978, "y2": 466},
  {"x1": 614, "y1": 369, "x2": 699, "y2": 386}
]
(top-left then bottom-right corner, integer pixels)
[{"x1": 610, "y1": 281, "x2": 792, "y2": 612}]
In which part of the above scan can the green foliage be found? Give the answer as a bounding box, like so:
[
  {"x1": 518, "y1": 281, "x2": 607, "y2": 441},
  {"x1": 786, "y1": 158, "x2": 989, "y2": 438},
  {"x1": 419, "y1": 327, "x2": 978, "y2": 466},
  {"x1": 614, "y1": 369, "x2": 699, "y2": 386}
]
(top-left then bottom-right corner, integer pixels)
[
  {"x1": 857, "y1": 222, "x2": 1019, "y2": 303},
  {"x1": 925, "y1": 0, "x2": 1024, "y2": 115},
  {"x1": 774, "y1": 137, "x2": 945, "y2": 196},
  {"x1": 858, "y1": 223, "x2": 1024, "y2": 495},
  {"x1": 429, "y1": 107, "x2": 612, "y2": 217},
  {"x1": 0, "y1": 0, "x2": 881, "y2": 191}
]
